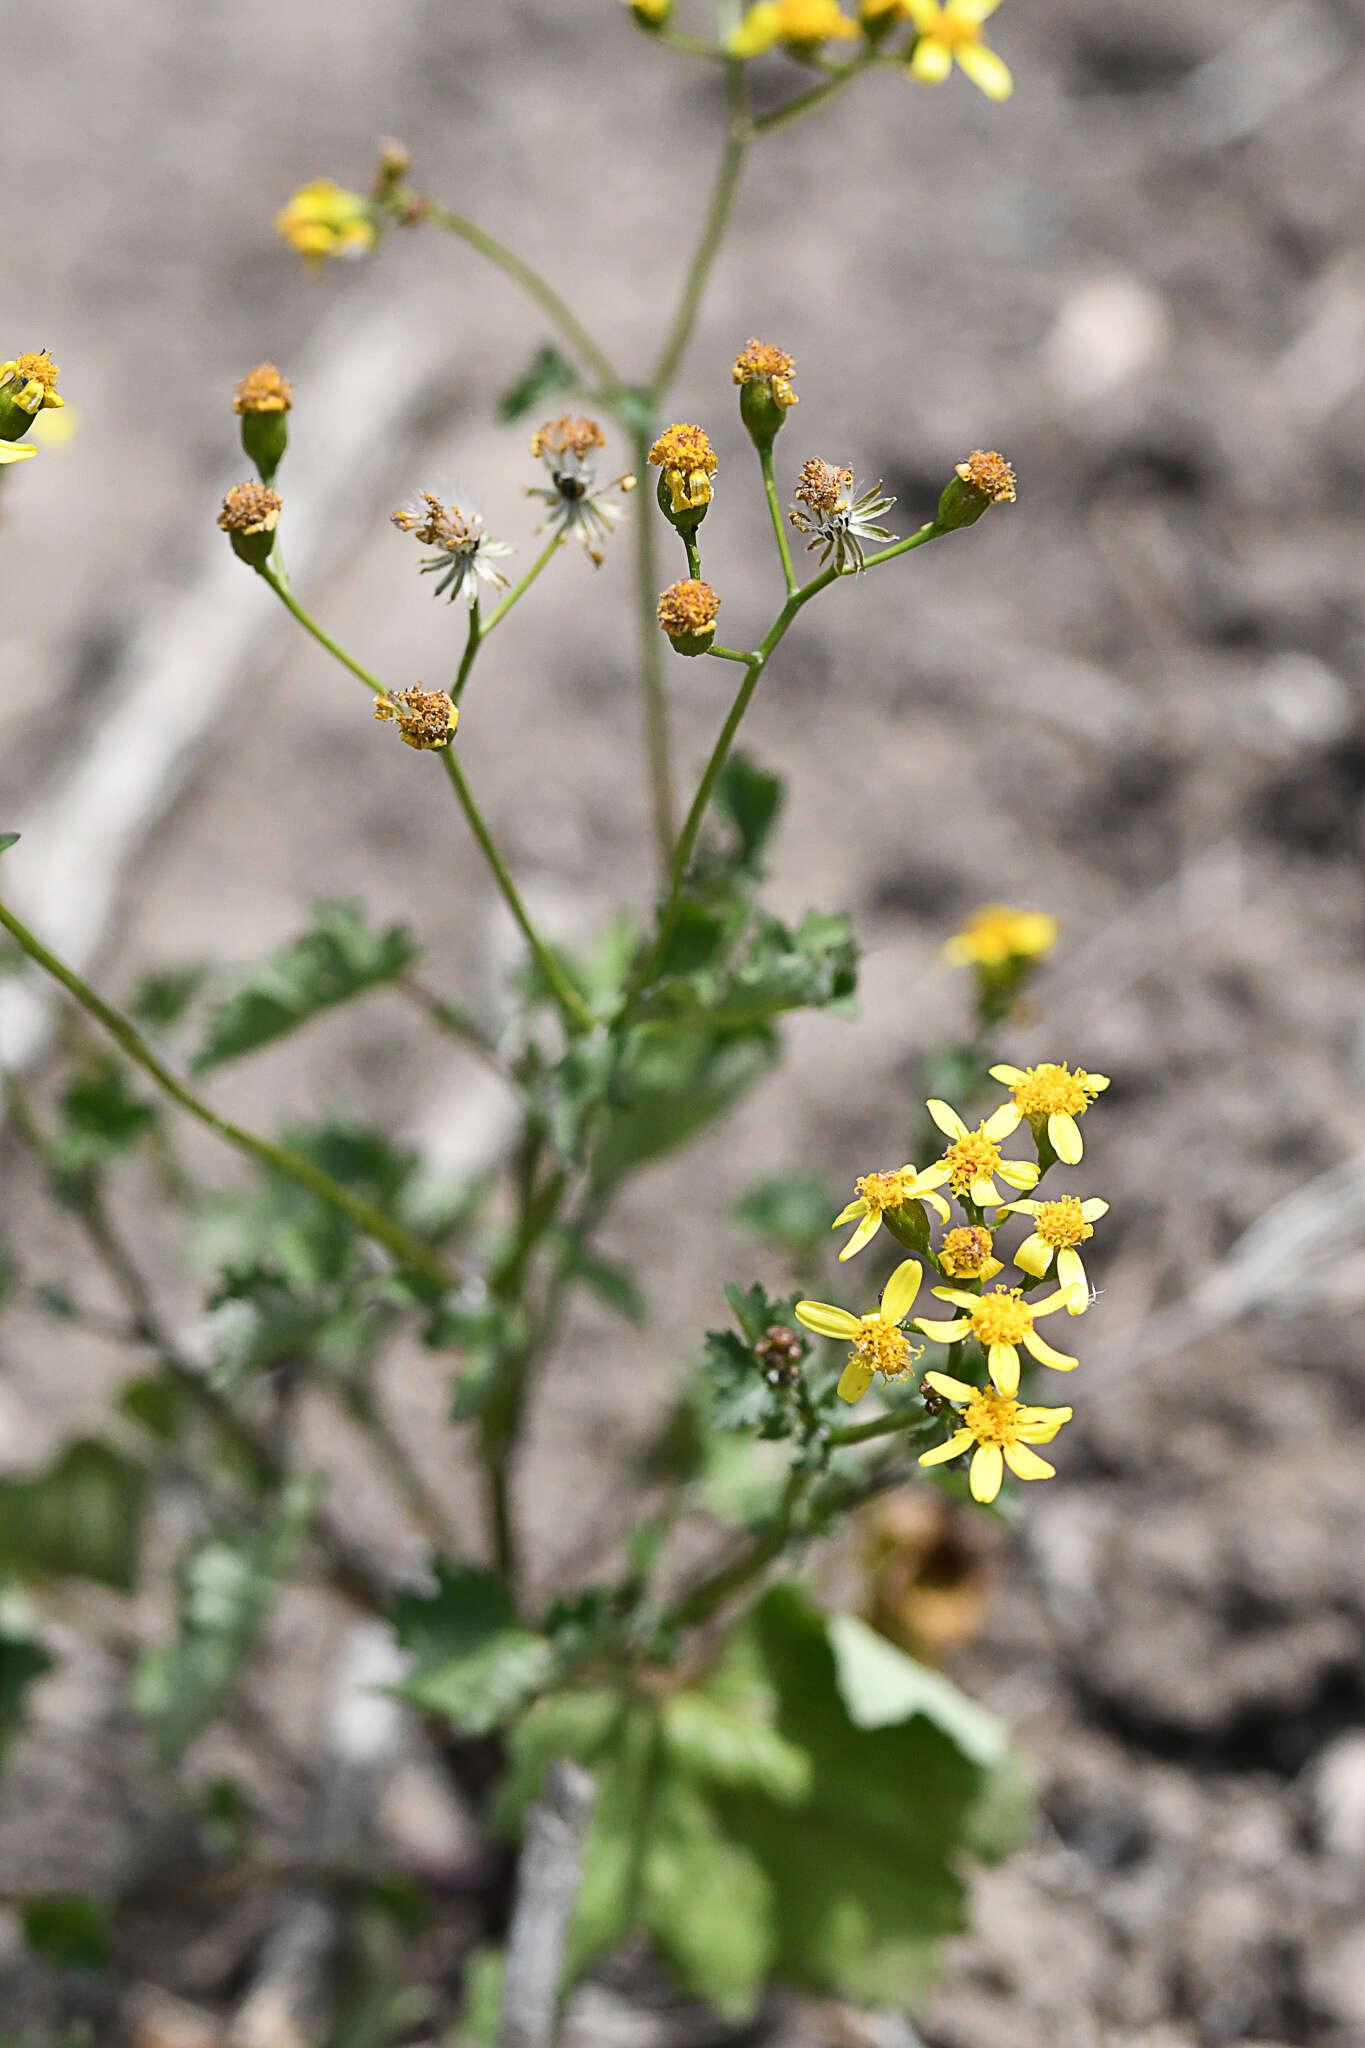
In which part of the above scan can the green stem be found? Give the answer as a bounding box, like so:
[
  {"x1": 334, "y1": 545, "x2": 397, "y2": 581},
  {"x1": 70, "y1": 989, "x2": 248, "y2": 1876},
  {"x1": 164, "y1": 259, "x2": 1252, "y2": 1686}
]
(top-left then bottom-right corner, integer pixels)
[
  {"x1": 482, "y1": 533, "x2": 565, "y2": 634},
  {"x1": 452, "y1": 599, "x2": 481, "y2": 706},
  {"x1": 398, "y1": 977, "x2": 501, "y2": 1068},
  {"x1": 630, "y1": 426, "x2": 678, "y2": 875},
  {"x1": 261, "y1": 566, "x2": 386, "y2": 696},
  {"x1": 649, "y1": 63, "x2": 751, "y2": 397},
  {"x1": 0, "y1": 902, "x2": 456, "y2": 1288},
  {"x1": 706, "y1": 643, "x2": 756, "y2": 664},
  {"x1": 759, "y1": 445, "x2": 797, "y2": 594},
  {"x1": 826, "y1": 1408, "x2": 926, "y2": 1449},
  {"x1": 683, "y1": 530, "x2": 703, "y2": 580},
  {"x1": 753, "y1": 60, "x2": 868, "y2": 136},
  {"x1": 858, "y1": 519, "x2": 947, "y2": 570},
  {"x1": 422, "y1": 202, "x2": 620, "y2": 391},
  {"x1": 438, "y1": 751, "x2": 595, "y2": 1036}
]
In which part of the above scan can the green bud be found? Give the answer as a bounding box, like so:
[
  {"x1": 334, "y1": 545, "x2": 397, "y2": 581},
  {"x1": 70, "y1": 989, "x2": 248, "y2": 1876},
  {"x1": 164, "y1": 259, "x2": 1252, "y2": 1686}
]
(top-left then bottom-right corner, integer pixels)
[
  {"x1": 882, "y1": 1201, "x2": 931, "y2": 1256},
  {"x1": 232, "y1": 365, "x2": 293, "y2": 487}
]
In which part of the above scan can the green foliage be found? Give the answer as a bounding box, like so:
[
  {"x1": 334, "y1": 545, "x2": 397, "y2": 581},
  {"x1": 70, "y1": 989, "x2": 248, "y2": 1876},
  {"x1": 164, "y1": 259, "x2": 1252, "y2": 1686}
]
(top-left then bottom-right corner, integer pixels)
[
  {"x1": 0, "y1": 832, "x2": 18, "y2": 854},
  {"x1": 192, "y1": 901, "x2": 418, "y2": 1074},
  {"x1": 20, "y1": 1896, "x2": 112, "y2": 1973},
  {"x1": 632, "y1": 910, "x2": 858, "y2": 1032},
  {"x1": 497, "y1": 342, "x2": 577, "y2": 423},
  {"x1": 735, "y1": 1170, "x2": 836, "y2": 1260},
  {"x1": 499, "y1": 1586, "x2": 1030, "y2": 2019},
  {"x1": 0, "y1": 1439, "x2": 148, "y2": 1591},
  {"x1": 710, "y1": 752, "x2": 784, "y2": 880},
  {"x1": 52, "y1": 1057, "x2": 159, "y2": 1179},
  {"x1": 556, "y1": 1022, "x2": 779, "y2": 1189},
  {"x1": 0, "y1": 1589, "x2": 54, "y2": 1765},
  {"x1": 390, "y1": 1564, "x2": 555, "y2": 1734},
  {"x1": 133, "y1": 1476, "x2": 317, "y2": 1760},
  {"x1": 129, "y1": 961, "x2": 209, "y2": 1034},
  {"x1": 701, "y1": 1282, "x2": 809, "y2": 1438}
]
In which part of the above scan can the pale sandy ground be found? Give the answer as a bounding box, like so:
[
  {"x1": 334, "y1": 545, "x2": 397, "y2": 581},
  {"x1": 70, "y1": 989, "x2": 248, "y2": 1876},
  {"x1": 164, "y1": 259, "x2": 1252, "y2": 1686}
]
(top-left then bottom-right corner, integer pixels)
[{"x1": 6, "y1": 1, "x2": 1365, "y2": 2041}]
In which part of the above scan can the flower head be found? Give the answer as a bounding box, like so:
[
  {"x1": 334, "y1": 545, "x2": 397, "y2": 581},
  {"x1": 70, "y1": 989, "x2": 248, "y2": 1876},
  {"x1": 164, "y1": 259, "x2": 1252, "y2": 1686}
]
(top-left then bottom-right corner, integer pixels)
[
  {"x1": 904, "y1": 0, "x2": 1012, "y2": 100},
  {"x1": 733, "y1": 338, "x2": 798, "y2": 451},
  {"x1": 656, "y1": 578, "x2": 720, "y2": 656},
  {"x1": 217, "y1": 481, "x2": 282, "y2": 536},
  {"x1": 0, "y1": 353, "x2": 65, "y2": 457},
  {"x1": 527, "y1": 415, "x2": 636, "y2": 567},
  {"x1": 373, "y1": 686, "x2": 459, "y2": 752},
  {"x1": 937, "y1": 449, "x2": 1017, "y2": 529},
  {"x1": 919, "y1": 1378, "x2": 1071, "y2": 1503},
  {"x1": 730, "y1": 0, "x2": 859, "y2": 53},
  {"x1": 989, "y1": 1061, "x2": 1110, "y2": 1166},
  {"x1": 391, "y1": 490, "x2": 513, "y2": 606},
  {"x1": 943, "y1": 904, "x2": 1057, "y2": 969},
  {"x1": 648, "y1": 424, "x2": 717, "y2": 518},
  {"x1": 795, "y1": 1259, "x2": 923, "y2": 1405},
  {"x1": 999, "y1": 1194, "x2": 1107, "y2": 1313},
  {"x1": 916, "y1": 1284, "x2": 1076, "y2": 1397},
  {"x1": 937, "y1": 1225, "x2": 1002, "y2": 1282},
  {"x1": 789, "y1": 458, "x2": 896, "y2": 574},
  {"x1": 832, "y1": 1164, "x2": 950, "y2": 1262},
  {"x1": 275, "y1": 180, "x2": 376, "y2": 267},
  {"x1": 233, "y1": 363, "x2": 293, "y2": 415},
  {"x1": 921, "y1": 1099, "x2": 1039, "y2": 1208}
]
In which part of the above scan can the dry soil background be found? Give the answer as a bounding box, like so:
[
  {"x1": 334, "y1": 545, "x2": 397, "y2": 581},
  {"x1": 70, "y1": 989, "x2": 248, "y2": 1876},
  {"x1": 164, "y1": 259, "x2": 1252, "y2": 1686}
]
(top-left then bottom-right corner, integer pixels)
[{"x1": 5, "y1": 1, "x2": 1365, "y2": 2043}]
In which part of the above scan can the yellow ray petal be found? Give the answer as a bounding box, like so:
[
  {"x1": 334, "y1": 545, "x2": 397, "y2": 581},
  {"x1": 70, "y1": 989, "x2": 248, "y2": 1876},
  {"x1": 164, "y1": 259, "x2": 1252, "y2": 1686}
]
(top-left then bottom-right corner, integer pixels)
[
  {"x1": 795, "y1": 1300, "x2": 861, "y2": 1340},
  {"x1": 988, "y1": 1342, "x2": 1020, "y2": 1396},
  {"x1": 0, "y1": 443, "x2": 37, "y2": 465},
  {"x1": 915, "y1": 1316, "x2": 971, "y2": 1343},
  {"x1": 954, "y1": 38, "x2": 1013, "y2": 98},
  {"x1": 882, "y1": 1259, "x2": 923, "y2": 1324},
  {"x1": 989, "y1": 1064, "x2": 1024, "y2": 1085},
  {"x1": 1003, "y1": 1441, "x2": 1055, "y2": 1481},
  {"x1": 969, "y1": 1443, "x2": 1004, "y2": 1502},
  {"x1": 920, "y1": 1429, "x2": 974, "y2": 1466},
  {"x1": 1081, "y1": 1198, "x2": 1109, "y2": 1221},
  {"x1": 909, "y1": 33, "x2": 954, "y2": 82},
  {"x1": 1021, "y1": 1329, "x2": 1078, "y2": 1372},
  {"x1": 1013, "y1": 1232, "x2": 1052, "y2": 1279},
  {"x1": 838, "y1": 1210, "x2": 882, "y2": 1261},
  {"x1": 832, "y1": 1197, "x2": 869, "y2": 1228},
  {"x1": 923, "y1": 1371, "x2": 977, "y2": 1402},
  {"x1": 982, "y1": 1103, "x2": 1020, "y2": 1141},
  {"x1": 837, "y1": 1357, "x2": 876, "y2": 1404},
  {"x1": 926, "y1": 1098, "x2": 967, "y2": 1140},
  {"x1": 1049, "y1": 1111, "x2": 1083, "y2": 1164}
]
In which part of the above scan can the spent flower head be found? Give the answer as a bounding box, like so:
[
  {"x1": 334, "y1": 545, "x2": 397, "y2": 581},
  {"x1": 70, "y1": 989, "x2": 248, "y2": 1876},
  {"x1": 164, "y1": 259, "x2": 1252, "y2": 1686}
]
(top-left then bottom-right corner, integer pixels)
[
  {"x1": 730, "y1": 0, "x2": 860, "y2": 55},
  {"x1": 527, "y1": 415, "x2": 636, "y2": 567},
  {"x1": 989, "y1": 1060, "x2": 1109, "y2": 1166},
  {"x1": 919, "y1": 1378, "x2": 1071, "y2": 1502},
  {"x1": 795, "y1": 1259, "x2": 924, "y2": 1405},
  {"x1": 905, "y1": 0, "x2": 1013, "y2": 100},
  {"x1": 276, "y1": 180, "x2": 376, "y2": 267},
  {"x1": 790, "y1": 458, "x2": 896, "y2": 574},
  {"x1": 917, "y1": 1283, "x2": 1076, "y2": 1397},
  {"x1": 392, "y1": 490, "x2": 513, "y2": 606},
  {"x1": 938, "y1": 449, "x2": 1016, "y2": 530},
  {"x1": 832, "y1": 1164, "x2": 950, "y2": 1262},
  {"x1": 218, "y1": 481, "x2": 282, "y2": 567},
  {"x1": 373, "y1": 686, "x2": 459, "y2": 752},
  {"x1": 999, "y1": 1195, "x2": 1108, "y2": 1313}
]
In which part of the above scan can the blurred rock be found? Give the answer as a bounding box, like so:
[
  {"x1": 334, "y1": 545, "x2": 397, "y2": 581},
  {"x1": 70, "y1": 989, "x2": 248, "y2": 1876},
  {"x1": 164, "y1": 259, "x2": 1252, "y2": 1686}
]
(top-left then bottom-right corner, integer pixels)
[{"x1": 1309, "y1": 1731, "x2": 1365, "y2": 1864}]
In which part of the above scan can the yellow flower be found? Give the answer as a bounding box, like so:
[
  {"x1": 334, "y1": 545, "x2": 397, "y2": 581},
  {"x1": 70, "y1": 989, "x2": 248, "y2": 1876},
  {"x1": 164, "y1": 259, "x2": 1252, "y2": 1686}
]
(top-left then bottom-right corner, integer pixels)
[
  {"x1": 0, "y1": 353, "x2": 65, "y2": 461},
  {"x1": 275, "y1": 180, "x2": 376, "y2": 267},
  {"x1": 998, "y1": 1195, "x2": 1107, "y2": 1313},
  {"x1": 921, "y1": 1099, "x2": 1039, "y2": 1207},
  {"x1": 648, "y1": 423, "x2": 717, "y2": 518},
  {"x1": 943, "y1": 904, "x2": 1057, "y2": 970},
  {"x1": 732, "y1": 338, "x2": 798, "y2": 410},
  {"x1": 0, "y1": 442, "x2": 35, "y2": 466},
  {"x1": 988, "y1": 1061, "x2": 1110, "y2": 1166},
  {"x1": 916, "y1": 1283, "x2": 1076, "y2": 1398},
  {"x1": 795, "y1": 1259, "x2": 923, "y2": 1405},
  {"x1": 730, "y1": 0, "x2": 859, "y2": 55},
  {"x1": 937, "y1": 1224, "x2": 1002, "y2": 1282},
  {"x1": 656, "y1": 578, "x2": 721, "y2": 655},
  {"x1": 904, "y1": 0, "x2": 1012, "y2": 100},
  {"x1": 233, "y1": 363, "x2": 293, "y2": 415},
  {"x1": 918, "y1": 1377, "x2": 1071, "y2": 1503},
  {"x1": 832, "y1": 1165, "x2": 950, "y2": 1262},
  {"x1": 373, "y1": 686, "x2": 459, "y2": 752}
]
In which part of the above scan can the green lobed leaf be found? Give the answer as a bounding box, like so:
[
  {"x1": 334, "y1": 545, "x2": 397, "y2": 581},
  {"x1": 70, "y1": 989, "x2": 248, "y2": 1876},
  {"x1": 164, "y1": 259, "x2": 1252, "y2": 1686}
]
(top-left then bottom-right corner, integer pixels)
[
  {"x1": 389, "y1": 1564, "x2": 555, "y2": 1736},
  {"x1": 496, "y1": 342, "x2": 577, "y2": 424},
  {"x1": 0, "y1": 1440, "x2": 148, "y2": 1591},
  {"x1": 0, "y1": 833, "x2": 17, "y2": 854},
  {"x1": 20, "y1": 1897, "x2": 112, "y2": 1974},
  {"x1": 52, "y1": 1058, "x2": 159, "y2": 1178},
  {"x1": 133, "y1": 1476, "x2": 317, "y2": 1759},
  {"x1": 0, "y1": 1589, "x2": 54, "y2": 1766},
  {"x1": 192, "y1": 901, "x2": 418, "y2": 1074},
  {"x1": 128, "y1": 961, "x2": 209, "y2": 1034},
  {"x1": 735, "y1": 1170, "x2": 836, "y2": 1258},
  {"x1": 712, "y1": 753, "x2": 784, "y2": 879},
  {"x1": 586, "y1": 1023, "x2": 778, "y2": 1188},
  {"x1": 559, "y1": 1241, "x2": 646, "y2": 1326},
  {"x1": 631, "y1": 909, "x2": 858, "y2": 1032}
]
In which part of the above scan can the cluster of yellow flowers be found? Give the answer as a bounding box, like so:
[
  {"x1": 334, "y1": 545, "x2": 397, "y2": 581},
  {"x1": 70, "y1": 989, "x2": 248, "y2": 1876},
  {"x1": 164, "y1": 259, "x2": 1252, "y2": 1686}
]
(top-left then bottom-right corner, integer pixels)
[{"x1": 795, "y1": 912, "x2": 1108, "y2": 1504}]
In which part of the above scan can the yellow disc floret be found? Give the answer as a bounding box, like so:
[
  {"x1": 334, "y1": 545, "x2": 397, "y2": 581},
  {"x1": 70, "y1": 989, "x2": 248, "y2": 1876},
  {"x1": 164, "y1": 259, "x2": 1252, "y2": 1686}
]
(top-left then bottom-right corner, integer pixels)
[
  {"x1": 731, "y1": 339, "x2": 798, "y2": 410},
  {"x1": 853, "y1": 1318, "x2": 917, "y2": 1381},
  {"x1": 373, "y1": 686, "x2": 459, "y2": 752},
  {"x1": 1, "y1": 353, "x2": 64, "y2": 412},
  {"x1": 648, "y1": 423, "x2": 717, "y2": 516},
  {"x1": 955, "y1": 450, "x2": 1016, "y2": 502},
  {"x1": 656, "y1": 579, "x2": 720, "y2": 637},
  {"x1": 1033, "y1": 1196, "x2": 1092, "y2": 1249},
  {"x1": 941, "y1": 1128, "x2": 1003, "y2": 1202},
  {"x1": 938, "y1": 1225, "x2": 999, "y2": 1281},
  {"x1": 234, "y1": 363, "x2": 293, "y2": 414},
  {"x1": 919, "y1": 1375, "x2": 1073, "y2": 1503},
  {"x1": 217, "y1": 481, "x2": 282, "y2": 535}
]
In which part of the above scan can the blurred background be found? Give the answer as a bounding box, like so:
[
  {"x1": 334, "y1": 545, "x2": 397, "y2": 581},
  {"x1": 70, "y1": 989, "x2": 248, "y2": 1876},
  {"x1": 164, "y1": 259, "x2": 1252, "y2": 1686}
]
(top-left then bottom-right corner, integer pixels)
[{"x1": 5, "y1": 0, "x2": 1365, "y2": 2042}]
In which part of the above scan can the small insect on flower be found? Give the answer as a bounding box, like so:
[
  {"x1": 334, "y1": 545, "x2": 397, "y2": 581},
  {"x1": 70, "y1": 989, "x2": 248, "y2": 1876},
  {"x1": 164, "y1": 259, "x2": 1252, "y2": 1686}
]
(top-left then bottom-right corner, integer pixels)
[
  {"x1": 918, "y1": 1379, "x2": 1071, "y2": 1504},
  {"x1": 789, "y1": 458, "x2": 897, "y2": 574},
  {"x1": 998, "y1": 1194, "x2": 1108, "y2": 1313},
  {"x1": 988, "y1": 1061, "x2": 1110, "y2": 1166},
  {"x1": 832, "y1": 1164, "x2": 950, "y2": 1262},
  {"x1": 795, "y1": 1259, "x2": 924, "y2": 1405},
  {"x1": 916, "y1": 1283, "x2": 1076, "y2": 1398},
  {"x1": 275, "y1": 180, "x2": 376, "y2": 267},
  {"x1": 391, "y1": 491, "x2": 514, "y2": 607},
  {"x1": 943, "y1": 904, "x2": 1057, "y2": 969},
  {"x1": 903, "y1": 0, "x2": 1013, "y2": 102},
  {"x1": 730, "y1": 0, "x2": 859, "y2": 56},
  {"x1": 373, "y1": 686, "x2": 459, "y2": 752},
  {"x1": 527, "y1": 415, "x2": 636, "y2": 567}
]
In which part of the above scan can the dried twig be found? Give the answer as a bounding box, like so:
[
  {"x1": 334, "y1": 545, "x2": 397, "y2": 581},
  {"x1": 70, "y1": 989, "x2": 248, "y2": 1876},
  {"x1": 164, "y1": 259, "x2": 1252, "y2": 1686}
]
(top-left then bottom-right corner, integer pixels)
[{"x1": 498, "y1": 1759, "x2": 597, "y2": 2048}]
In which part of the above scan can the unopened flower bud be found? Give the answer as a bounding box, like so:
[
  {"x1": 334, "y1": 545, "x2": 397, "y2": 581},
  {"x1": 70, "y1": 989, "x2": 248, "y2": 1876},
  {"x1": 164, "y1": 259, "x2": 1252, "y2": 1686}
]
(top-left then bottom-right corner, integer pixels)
[
  {"x1": 648, "y1": 423, "x2": 717, "y2": 535},
  {"x1": 233, "y1": 363, "x2": 292, "y2": 485},
  {"x1": 217, "y1": 480, "x2": 282, "y2": 569},
  {"x1": 373, "y1": 685, "x2": 459, "y2": 752},
  {"x1": 732, "y1": 338, "x2": 797, "y2": 453},
  {"x1": 374, "y1": 137, "x2": 412, "y2": 192},
  {"x1": 656, "y1": 578, "x2": 720, "y2": 657},
  {"x1": 937, "y1": 450, "x2": 1016, "y2": 531}
]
